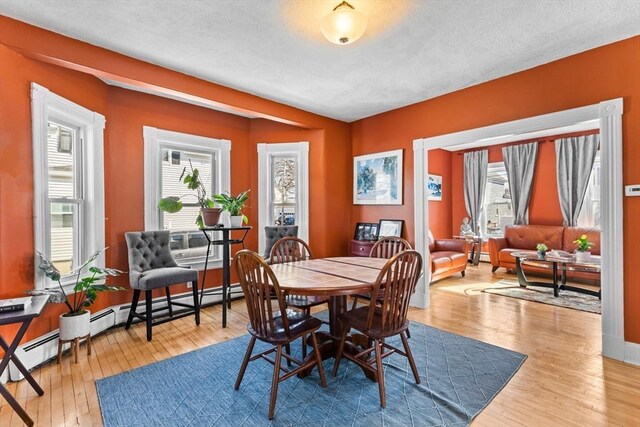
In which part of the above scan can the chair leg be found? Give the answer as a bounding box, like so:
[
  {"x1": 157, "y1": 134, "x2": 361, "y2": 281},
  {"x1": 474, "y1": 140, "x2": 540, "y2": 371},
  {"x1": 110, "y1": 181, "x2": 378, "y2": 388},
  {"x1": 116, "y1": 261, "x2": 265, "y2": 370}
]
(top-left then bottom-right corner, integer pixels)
[
  {"x1": 268, "y1": 345, "x2": 283, "y2": 420},
  {"x1": 145, "y1": 290, "x2": 153, "y2": 342},
  {"x1": 302, "y1": 307, "x2": 310, "y2": 360},
  {"x1": 165, "y1": 287, "x2": 173, "y2": 317},
  {"x1": 125, "y1": 289, "x2": 141, "y2": 330},
  {"x1": 235, "y1": 336, "x2": 256, "y2": 390},
  {"x1": 461, "y1": 270, "x2": 466, "y2": 277},
  {"x1": 406, "y1": 327, "x2": 411, "y2": 339},
  {"x1": 310, "y1": 332, "x2": 327, "y2": 387},
  {"x1": 284, "y1": 344, "x2": 292, "y2": 367},
  {"x1": 374, "y1": 339, "x2": 386, "y2": 408},
  {"x1": 331, "y1": 323, "x2": 349, "y2": 377},
  {"x1": 400, "y1": 331, "x2": 420, "y2": 384},
  {"x1": 192, "y1": 279, "x2": 200, "y2": 326},
  {"x1": 351, "y1": 296, "x2": 358, "y2": 310},
  {"x1": 491, "y1": 266, "x2": 499, "y2": 273}
]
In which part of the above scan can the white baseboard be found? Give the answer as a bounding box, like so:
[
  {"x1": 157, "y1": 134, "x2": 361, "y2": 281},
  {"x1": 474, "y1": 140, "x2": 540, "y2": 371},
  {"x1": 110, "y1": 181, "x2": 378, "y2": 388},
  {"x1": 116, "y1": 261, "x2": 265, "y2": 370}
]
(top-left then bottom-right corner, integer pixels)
[
  {"x1": 3, "y1": 285, "x2": 241, "y2": 383},
  {"x1": 624, "y1": 340, "x2": 640, "y2": 366}
]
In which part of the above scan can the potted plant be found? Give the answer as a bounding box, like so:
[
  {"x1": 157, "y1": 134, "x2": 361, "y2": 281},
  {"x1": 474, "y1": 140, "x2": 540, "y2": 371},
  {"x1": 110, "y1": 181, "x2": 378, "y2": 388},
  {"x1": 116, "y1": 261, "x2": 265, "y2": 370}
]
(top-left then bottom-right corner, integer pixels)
[
  {"x1": 158, "y1": 161, "x2": 222, "y2": 228},
  {"x1": 536, "y1": 243, "x2": 548, "y2": 259},
  {"x1": 573, "y1": 234, "x2": 594, "y2": 262},
  {"x1": 212, "y1": 190, "x2": 250, "y2": 227},
  {"x1": 36, "y1": 249, "x2": 124, "y2": 341}
]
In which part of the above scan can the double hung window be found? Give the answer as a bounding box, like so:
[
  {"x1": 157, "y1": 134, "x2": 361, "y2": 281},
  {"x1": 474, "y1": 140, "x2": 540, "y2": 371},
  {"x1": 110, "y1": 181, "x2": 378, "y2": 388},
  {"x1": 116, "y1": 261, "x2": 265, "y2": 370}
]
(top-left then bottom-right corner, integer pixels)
[
  {"x1": 31, "y1": 83, "x2": 106, "y2": 290},
  {"x1": 143, "y1": 127, "x2": 230, "y2": 268}
]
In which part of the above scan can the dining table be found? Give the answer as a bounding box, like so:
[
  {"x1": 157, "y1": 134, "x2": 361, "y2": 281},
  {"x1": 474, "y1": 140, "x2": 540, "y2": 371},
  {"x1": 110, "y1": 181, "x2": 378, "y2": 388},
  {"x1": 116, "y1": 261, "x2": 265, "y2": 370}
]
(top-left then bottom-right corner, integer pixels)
[{"x1": 269, "y1": 256, "x2": 389, "y2": 380}]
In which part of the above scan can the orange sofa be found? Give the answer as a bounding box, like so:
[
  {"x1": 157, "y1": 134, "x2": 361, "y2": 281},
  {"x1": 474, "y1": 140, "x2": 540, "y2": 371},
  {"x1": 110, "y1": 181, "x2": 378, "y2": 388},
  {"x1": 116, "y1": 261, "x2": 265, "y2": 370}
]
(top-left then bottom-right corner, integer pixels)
[
  {"x1": 488, "y1": 225, "x2": 600, "y2": 281},
  {"x1": 428, "y1": 230, "x2": 470, "y2": 283}
]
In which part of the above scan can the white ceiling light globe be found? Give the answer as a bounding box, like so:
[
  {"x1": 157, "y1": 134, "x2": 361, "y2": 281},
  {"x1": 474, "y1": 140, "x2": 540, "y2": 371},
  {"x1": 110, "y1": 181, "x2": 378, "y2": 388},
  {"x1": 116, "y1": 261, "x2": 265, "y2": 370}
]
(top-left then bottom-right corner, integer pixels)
[{"x1": 321, "y1": 1, "x2": 368, "y2": 45}]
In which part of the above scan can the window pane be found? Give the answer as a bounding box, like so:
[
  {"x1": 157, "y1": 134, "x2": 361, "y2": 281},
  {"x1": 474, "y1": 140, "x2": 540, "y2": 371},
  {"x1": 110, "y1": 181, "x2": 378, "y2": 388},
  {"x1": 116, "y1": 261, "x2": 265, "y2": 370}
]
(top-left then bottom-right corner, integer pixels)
[
  {"x1": 161, "y1": 149, "x2": 213, "y2": 199},
  {"x1": 47, "y1": 122, "x2": 77, "y2": 198},
  {"x1": 271, "y1": 156, "x2": 296, "y2": 225},
  {"x1": 49, "y1": 201, "x2": 79, "y2": 276},
  {"x1": 483, "y1": 162, "x2": 513, "y2": 237},
  {"x1": 168, "y1": 230, "x2": 211, "y2": 260},
  {"x1": 272, "y1": 156, "x2": 296, "y2": 204},
  {"x1": 577, "y1": 151, "x2": 601, "y2": 229}
]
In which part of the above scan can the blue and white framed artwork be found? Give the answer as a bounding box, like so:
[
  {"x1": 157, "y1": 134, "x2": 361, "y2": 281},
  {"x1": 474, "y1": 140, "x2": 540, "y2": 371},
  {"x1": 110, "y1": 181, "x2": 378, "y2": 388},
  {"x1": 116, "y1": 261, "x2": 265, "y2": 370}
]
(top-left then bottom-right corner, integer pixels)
[
  {"x1": 427, "y1": 174, "x2": 442, "y2": 201},
  {"x1": 354, "y1": 149, "x2": 403, "y2": 205}
]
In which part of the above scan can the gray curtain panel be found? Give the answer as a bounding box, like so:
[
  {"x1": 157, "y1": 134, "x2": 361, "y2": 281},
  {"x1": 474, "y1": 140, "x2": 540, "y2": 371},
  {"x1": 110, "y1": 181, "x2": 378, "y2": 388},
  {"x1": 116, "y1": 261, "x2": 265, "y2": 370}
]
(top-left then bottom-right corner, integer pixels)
[
  {"x1": 502, "y1": 142, "x2": 538, "y2": 225},
  {"x1": 463, "y1": 149, "x2": 488, "y2": 234},
  {"x1": 555, "y1": 134, "x2": 600, "y2": 226}
]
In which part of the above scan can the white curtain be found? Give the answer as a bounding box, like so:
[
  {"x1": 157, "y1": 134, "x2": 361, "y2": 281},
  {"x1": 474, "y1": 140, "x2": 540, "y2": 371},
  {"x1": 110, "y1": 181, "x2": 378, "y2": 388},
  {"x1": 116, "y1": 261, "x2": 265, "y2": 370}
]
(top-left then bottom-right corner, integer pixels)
[
  {"x1": 556, "y1": 134, "x2": 600, "y2": 226},
  {"x1": 502, "y1": 142, "x2": 538, "y2": 225},
  {"x1": 463, "y1": 150, "x2": 488, "y2": 235}
]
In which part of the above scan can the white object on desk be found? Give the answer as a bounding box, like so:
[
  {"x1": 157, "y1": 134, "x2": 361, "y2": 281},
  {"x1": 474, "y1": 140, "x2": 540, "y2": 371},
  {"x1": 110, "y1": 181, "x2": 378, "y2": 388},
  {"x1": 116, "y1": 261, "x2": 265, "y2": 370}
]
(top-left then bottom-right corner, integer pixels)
[{"x1": 625, "y1": 184, "x2": 640, "y2": 197}]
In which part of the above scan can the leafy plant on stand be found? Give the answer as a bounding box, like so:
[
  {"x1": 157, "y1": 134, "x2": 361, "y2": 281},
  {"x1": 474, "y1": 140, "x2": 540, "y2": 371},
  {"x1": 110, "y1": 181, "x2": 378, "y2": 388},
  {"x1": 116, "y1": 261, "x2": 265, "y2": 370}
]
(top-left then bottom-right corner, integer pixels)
[
  {"x1": 36, "y1": 249, "x2": 124, "y2": 316},
  {"x1": 212, "y1": 190, "x2": 250, "y2": 224}
]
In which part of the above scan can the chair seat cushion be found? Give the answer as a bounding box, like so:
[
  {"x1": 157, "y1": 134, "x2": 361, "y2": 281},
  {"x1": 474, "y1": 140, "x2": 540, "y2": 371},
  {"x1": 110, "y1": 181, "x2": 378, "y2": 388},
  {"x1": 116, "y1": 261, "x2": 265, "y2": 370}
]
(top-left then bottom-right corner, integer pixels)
[
  {"x1": 499, "y1": 248, "x2": 521, "y2": 264},
  {"x1": 285, "y1": 295, "x2": 329, "y2": 309},
  {"x1": 248, "y1": 309, "x2": 322, "y2": 344},
  {"x1": 431, "y1": 254, "x2": 452, "y2": 274},
  {"x1": 339, "y1": 306, "x2": 409, "y2": 339},
  {"x1": 135, "y1": 267, "x2": 198, "y2": 290}
]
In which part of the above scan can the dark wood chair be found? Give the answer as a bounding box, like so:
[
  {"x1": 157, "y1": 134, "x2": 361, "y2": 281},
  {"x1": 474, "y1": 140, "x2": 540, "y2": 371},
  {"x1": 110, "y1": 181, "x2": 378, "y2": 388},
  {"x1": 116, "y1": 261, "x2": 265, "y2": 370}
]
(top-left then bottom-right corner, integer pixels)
[
  {"x1": 351, "y1": 236, "x2": 413, "y2": 309},
  {"x1": 269, "y1": 236, "x2": 329, "y2": 358},
  {"x1": 332, "y1": 250, "x2": 422, "y2": 408},
  {"x1": 234, "y1": 250, "x2": 327, "y2": 420}
]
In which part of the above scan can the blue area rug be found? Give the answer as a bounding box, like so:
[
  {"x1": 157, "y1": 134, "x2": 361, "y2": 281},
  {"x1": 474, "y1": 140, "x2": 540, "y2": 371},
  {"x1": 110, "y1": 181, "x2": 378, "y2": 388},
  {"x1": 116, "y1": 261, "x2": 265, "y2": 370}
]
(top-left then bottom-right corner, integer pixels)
[{"x1": 96, "y1": 319, "x2": 526, "y2": 426}]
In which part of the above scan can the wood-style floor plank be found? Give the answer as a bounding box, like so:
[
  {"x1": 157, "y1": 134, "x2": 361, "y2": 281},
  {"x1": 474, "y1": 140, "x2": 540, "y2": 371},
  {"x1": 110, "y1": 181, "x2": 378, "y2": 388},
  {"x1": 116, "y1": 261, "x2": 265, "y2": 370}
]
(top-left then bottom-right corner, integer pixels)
[{"x1": 0, "y1": 263, "x2": 638, "y2": 426}]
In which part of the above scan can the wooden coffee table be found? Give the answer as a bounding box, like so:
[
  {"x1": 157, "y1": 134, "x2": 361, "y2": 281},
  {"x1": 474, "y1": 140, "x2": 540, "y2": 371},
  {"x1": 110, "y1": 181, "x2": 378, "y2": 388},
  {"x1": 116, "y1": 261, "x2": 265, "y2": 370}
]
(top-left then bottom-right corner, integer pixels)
[{"x1": 512, "y1": 251, "x2": 601, "y2": 298}]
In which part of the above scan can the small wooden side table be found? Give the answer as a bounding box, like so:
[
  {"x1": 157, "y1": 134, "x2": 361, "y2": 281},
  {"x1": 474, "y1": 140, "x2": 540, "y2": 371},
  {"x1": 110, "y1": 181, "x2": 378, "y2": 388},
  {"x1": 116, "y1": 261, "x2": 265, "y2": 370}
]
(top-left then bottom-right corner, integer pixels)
[
  {"x1": 0, "y1": 295, "x2": 50, "y2": 427},
  {"x1": 350, "y1": 239, "x2": 375, "y2": 257},
  {"x1": 453, "y1": 234, "x2": 482, "y2": 265}
]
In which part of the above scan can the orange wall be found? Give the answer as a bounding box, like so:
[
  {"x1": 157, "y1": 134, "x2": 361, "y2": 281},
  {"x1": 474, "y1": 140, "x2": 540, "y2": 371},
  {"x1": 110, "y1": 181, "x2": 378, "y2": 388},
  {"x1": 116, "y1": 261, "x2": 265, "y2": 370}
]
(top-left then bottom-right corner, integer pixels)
[
  {"x1": 0, "y1": 18, "x2": 350, "y2": 344},
  {"x1": 352, "y1": 36, "x2": 640, "y2": 344}
]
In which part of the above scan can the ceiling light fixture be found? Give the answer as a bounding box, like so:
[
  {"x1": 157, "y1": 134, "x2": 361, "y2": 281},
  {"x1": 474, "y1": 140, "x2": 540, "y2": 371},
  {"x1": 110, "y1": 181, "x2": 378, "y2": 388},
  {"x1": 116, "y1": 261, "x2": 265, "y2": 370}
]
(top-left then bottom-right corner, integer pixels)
[{"x1": 321, "y1": 1, "x2": 368, "y2": 45}]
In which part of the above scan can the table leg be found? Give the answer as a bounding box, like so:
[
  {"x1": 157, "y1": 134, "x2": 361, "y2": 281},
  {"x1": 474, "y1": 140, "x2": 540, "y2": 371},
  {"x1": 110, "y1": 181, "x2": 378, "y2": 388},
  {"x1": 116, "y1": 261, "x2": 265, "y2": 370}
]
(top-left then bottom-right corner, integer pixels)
[
  {"x1": 552, "y1": 263, "x2": 559, "y2": 297},
  {"x1": 222, "y1": 229, "x2": 230, "y2": 328},
  {"x1": 0, "y1": 320, "x2": 39, "y2": 427},
  {"x1": 473, "y1": 241, "x2": 481, "y2": 265}
]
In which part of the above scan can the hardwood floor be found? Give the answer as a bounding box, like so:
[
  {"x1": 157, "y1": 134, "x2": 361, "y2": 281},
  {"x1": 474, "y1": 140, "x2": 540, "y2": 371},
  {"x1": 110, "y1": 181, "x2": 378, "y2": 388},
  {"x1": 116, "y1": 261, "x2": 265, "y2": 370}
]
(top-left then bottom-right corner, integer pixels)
[{"x1": 1, "y1": 262, "x2": 638, "y2": 426}]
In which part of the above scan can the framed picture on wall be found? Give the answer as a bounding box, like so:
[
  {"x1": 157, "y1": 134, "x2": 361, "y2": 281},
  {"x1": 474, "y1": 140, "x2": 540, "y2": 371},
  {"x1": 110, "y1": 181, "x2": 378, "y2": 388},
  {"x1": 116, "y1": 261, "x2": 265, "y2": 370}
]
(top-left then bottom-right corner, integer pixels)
[
  {"x1": 354, "y1": 222, "x2": 379, "y2": 241},
  {"x1": 378, "y1": 219, "x2": 404, "y2": 238},
  {"x1": 354, "y1": 149, "x2": 403, "y2": 205},
  {"x1": 427, "y1": 174, "x2": 442, "y2": 201}
]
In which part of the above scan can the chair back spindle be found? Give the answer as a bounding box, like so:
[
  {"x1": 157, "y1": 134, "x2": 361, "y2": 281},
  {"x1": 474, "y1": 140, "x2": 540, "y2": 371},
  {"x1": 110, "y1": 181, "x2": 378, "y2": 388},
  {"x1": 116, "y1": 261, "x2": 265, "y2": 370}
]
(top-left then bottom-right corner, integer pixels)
[
  {"x1": 367, "y1": 250, "x2": 422, "y2": 333},
  {"x1": 370, "y1": 236, "x2": 412, "y2": 259},
  {"x1": 269, "y1": 237, "x2": 313, "y2": 265},
  {"x1": 235, "y1": 250, "x2": 290, "y2": 340}
]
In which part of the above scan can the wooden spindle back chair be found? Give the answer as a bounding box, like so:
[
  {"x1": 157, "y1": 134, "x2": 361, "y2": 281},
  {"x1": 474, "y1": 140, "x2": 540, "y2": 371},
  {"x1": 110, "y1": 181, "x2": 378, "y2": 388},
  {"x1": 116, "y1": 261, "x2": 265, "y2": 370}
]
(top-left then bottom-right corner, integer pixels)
[
  {"x1": 233, "y1": 250, "x2": 327, "y2": 420},
  {"x1": 269, "y1": 236, "x2": 313, "y2": 264},
  {"x1": 333, "y1": 250, "x2": 423, "y2": 408}
]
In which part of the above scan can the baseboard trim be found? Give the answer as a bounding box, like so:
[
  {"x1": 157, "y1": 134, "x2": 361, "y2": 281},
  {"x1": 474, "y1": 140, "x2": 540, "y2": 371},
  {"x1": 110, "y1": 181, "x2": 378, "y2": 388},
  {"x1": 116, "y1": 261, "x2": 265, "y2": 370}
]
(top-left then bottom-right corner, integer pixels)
[
  {"x1": 3, "y1": 284, "x2": 241, "y2": 383},
  {"x1": 624, "y1": 341, "x2": 640, "y2": 366}
]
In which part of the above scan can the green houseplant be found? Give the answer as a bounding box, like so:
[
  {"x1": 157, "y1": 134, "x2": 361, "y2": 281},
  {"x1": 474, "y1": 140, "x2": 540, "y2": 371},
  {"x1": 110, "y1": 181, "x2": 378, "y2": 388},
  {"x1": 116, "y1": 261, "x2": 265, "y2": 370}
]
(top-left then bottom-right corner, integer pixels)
[
  {"x1": 573, "y1": 234, "x2": 594, "y2": 262},
  {"x1": 158, "y1": 161, "x2": 222, "y2": 228},
  {"x1": 536, "y1": 243, "x2": 548, "y2": 259},
  {"x1": 37, "y1": 249, "x2": 124, "y2": 340},
  {"x1": 212, "y1": 190, "x2": 250, "y2": 227}
]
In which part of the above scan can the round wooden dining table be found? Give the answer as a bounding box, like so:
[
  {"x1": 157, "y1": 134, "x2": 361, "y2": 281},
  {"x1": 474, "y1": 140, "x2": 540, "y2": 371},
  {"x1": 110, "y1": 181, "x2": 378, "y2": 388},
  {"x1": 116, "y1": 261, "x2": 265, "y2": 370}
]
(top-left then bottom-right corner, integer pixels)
[{"x1": 269, "y1": 256, "x2": 388, "y2": 379}]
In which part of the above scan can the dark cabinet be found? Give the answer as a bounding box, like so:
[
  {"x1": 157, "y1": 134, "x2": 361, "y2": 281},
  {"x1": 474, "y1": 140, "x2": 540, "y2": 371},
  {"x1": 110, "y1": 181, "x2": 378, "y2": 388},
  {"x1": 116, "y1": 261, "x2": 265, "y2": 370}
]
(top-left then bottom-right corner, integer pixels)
[{"x1": 350, "y1": 239, "x2": 375, "y2": 257}]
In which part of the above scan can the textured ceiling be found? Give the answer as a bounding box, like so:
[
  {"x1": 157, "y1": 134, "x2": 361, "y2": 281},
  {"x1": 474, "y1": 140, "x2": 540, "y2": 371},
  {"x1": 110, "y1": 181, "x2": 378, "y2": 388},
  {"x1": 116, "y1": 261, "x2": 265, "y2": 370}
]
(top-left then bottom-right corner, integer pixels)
[{"x1": 1, "y1": 0, "x2": 638, "y2": 122}]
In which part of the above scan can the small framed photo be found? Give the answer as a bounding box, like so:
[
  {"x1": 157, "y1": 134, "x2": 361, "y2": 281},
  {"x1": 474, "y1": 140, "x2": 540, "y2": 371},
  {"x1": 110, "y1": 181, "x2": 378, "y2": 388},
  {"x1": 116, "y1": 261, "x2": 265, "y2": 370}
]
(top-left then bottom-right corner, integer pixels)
[
  {"x1": 354, "y1": 222, "x2": 379, "y2": 241},
  {"x1": 378, "y1": 219, "x2": 404, "y2": 238},
  {"x1": 427, "y1": 174, "x2": 442, "y2": 201}
]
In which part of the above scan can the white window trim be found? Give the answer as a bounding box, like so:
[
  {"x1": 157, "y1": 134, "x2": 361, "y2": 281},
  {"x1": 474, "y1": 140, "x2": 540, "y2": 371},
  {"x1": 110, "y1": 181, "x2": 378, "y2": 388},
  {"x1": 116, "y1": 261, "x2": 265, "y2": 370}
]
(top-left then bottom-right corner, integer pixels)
[
  {"x1": 257, "y1": 142, "x2": 309, "y2": 256},
  {"x1": 143, "y1": 126, "x2": 231, "y2": 271},
  {"x1": 31, "y1": 82, "x2": 106, "y2": 291}
]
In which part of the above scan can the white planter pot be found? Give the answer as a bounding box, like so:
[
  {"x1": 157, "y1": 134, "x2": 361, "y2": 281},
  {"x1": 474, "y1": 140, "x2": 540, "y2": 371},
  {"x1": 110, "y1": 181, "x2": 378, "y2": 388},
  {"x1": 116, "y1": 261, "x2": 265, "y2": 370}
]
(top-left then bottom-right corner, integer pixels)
[
  {"x1": 59, "y1": 310, "x2": 90, "y2": 341},
  {"x1": 575, "y1": 251, "x2": 591, "y2": 263},
  {"x1": 230, "y1": 215, "x2": 243, "y2": 227}
]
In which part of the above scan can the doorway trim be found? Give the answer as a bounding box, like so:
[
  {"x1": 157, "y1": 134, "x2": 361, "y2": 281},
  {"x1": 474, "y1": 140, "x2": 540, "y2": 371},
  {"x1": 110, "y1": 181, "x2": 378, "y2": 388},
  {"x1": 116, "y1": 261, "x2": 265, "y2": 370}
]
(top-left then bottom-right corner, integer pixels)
[{"x1": 412, "y1": 99, "x2": 625, "y2": 361}]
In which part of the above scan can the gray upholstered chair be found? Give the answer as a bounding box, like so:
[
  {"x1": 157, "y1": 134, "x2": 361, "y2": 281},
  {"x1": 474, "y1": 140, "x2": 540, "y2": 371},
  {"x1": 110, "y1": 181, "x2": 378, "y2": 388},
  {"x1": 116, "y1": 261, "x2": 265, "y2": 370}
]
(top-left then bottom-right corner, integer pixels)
[
  {"x1": 124, "y1": 231, "x2": 200, "y2": 341},
  {"x1": 263, "y1": 225, "x2": 298, "y2": 261}
]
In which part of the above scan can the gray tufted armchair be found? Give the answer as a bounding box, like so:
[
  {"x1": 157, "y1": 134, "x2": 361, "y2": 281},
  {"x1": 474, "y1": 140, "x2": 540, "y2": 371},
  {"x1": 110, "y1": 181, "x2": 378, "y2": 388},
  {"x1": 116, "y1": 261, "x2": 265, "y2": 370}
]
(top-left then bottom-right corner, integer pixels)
[{"x1": 124, "y1": 231, "x2": 200, "y2": 341}]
